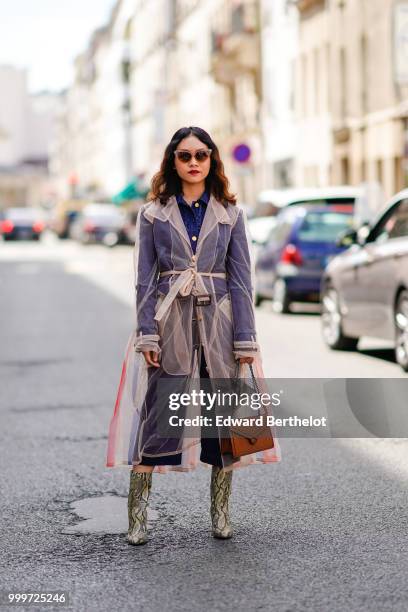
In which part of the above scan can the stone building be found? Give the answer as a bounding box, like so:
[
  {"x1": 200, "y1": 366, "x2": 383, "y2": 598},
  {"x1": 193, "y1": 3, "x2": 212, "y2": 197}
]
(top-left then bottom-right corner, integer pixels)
[
  {"x1": 0, "y1": 65, "x2": 58, "y2": 208},
  {"x1": 260, "y1": 0, "x2": 299, "y2": 188},
  {"x1": 295, "y1": 0, "x2": 408, "y2": 198},
  {"x1": 51, "y1": 0, "x2": 137, "y2": 199},
  {"x1": 129, "y1": 0, "x2": 263, "y2": 204}
]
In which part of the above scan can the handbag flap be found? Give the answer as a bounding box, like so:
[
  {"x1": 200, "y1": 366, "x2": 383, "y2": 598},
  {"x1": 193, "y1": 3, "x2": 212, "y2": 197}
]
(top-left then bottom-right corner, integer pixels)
[{"x1": 229, "y1": 424, "x2": 271, "y2": 441}]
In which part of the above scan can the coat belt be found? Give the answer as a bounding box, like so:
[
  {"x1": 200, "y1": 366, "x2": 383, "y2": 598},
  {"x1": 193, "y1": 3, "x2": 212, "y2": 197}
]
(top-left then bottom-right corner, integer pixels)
[{"x1": 153, "y1": 267, "x2": 227, "y2": 323}]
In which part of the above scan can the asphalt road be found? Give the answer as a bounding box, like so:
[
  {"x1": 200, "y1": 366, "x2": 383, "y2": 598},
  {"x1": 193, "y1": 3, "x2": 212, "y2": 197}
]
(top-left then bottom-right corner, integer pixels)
[{"x1": 1, "y1": 236, "x2": 408, "y2": 612}]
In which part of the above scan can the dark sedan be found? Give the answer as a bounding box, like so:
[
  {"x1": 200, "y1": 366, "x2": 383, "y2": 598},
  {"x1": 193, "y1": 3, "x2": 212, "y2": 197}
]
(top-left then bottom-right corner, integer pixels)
[
  {"x1": 321, "y1": 190, "x2": 408, "y2": 371},
  {"x1": 255, "y1": 204, "x2": 354, "y2": 312},
  {"x1": 0, "y1": 207, "x2": 45, "y2": 241}
]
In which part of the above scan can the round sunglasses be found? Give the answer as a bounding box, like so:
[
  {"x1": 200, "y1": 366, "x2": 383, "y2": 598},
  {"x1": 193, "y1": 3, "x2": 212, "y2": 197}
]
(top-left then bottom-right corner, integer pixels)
[{"x1": 174, "y1": 149, "x2": 212, "y2": 163}]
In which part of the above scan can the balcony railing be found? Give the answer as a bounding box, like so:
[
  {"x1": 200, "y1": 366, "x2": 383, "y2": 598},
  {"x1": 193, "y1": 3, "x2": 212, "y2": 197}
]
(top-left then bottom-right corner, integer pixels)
[
  {"x1": 211, "y1": 0, "x2": 258, "y2": 50},
  {"x1": 210, "y1": 1, "x2": 260, "y2": 85}
]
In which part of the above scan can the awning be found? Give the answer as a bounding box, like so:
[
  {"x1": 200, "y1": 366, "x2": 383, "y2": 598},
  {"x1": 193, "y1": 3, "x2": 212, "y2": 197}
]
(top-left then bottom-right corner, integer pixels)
[{"x1": 112, "y1": 178, "x2": 149, "y2": 204}]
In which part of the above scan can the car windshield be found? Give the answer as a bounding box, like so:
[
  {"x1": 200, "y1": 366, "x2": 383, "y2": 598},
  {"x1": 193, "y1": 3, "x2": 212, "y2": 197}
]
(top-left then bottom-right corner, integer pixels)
[{"x1": 298, "y1": 211, "x2": 354, "y2": 242}]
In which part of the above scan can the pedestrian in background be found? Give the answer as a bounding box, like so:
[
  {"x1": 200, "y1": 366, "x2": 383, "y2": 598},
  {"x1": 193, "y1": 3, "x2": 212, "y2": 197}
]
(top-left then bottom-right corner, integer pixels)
[{"x1": 106, "y1": 126, "x2": 280, "y2": 545}]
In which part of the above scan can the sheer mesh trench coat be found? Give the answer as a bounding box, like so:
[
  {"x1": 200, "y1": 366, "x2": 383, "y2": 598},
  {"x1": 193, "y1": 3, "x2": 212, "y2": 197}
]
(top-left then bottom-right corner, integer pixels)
[{"x1": 106, "y1": 195, "x2": 281, "y2": 472}]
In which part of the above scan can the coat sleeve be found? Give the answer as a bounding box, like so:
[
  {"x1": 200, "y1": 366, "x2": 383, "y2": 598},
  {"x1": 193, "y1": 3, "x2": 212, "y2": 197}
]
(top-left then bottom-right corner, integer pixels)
[
  {"x1": 226, "y1": 207, "x2": 260, "y2": 358},
  {"x1": 134, "y1": 208, "x2": 161, "y2": 354}
]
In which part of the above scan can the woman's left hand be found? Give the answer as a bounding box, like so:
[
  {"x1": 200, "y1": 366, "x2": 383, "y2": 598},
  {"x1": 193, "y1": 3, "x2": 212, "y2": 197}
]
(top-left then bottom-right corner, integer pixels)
[{"x1": 239, "y1": 356, "x2": 254, "y2": 364}]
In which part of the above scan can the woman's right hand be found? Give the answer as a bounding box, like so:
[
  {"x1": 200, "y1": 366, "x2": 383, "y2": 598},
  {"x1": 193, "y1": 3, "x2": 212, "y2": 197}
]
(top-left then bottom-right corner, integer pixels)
[{"x1": 142, "y1": 350, "x2": 160, "y2": 368}]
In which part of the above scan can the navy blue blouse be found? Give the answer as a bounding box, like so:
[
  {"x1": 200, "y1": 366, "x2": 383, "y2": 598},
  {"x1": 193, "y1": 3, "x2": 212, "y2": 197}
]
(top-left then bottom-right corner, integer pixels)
[{"x1": 176, "y1": 190, "x2": 209, "y2": 254}]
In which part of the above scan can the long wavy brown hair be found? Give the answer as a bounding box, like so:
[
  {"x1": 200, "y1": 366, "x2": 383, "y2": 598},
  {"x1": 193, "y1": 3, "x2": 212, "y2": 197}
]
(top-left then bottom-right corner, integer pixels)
[{"x1": 148, "y1": 126, "x2": 237, "y2": 206}]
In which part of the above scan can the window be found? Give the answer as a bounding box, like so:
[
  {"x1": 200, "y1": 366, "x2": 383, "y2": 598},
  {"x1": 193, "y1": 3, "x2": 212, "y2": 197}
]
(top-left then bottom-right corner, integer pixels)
[
  {"x1": 387, "y1": 200, "x2": 408, "y2": 239},
  {"x1": 267, "y1": 214, "x2": 297, "y2": 244},
  {"x1": 376, "y1": 159, "x2": 383, "y2": 185},
  {"x1": 360, "y1": 34, "x2": 368, "y2": 114},
  {"x1": 314, "y1": 47, "x2": 320, "y2": 114},
  {"x1": 341, "y1": 157, "x2": 350, "y2": 184},
  {"x1": 289, "y1": 198, "x2": 355, "y2": 207},
  {"x1": 326, "y1": 44, "x2": 331, "y2": 113},
  {"x1": 361, "y1": 159, "x2": 367, "y2": 182},
  {"x1": 394, "y1": 157, "x2": 403, "y2": 192},
  {"x1": 369, "y1": 199, "x2": 408, "y2": 243},
  {"x1": 274, "y1": 159, "x2": 294, "y2": 188},
  {"x1": 298, "y1": 211, "x2": 353, "y2": 242},
  {"x1": 340, "y1": 47, "x2": 347, "y2": 118},
  {"x1": 301, "y1": 54, "x2": 308, "y2": 117},
  {"x1": 289, "y1": 59, "x2": 295, "y2": 111}
]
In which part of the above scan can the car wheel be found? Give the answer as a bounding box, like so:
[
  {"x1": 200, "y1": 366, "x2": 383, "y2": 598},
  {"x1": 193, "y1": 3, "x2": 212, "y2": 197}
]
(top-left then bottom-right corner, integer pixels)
[
  {"x1": 395, "y1": 290, "x2": 408, "y2": 372},
  {"x1": 321, "y1": 286, "x2": 359, "y2": 350},
  {"x1": 272, "y1": 278, "x2": 291, "y2": 314},
  {"x1": 103, "y1": 232, "x2": 119, "y2": 247}
]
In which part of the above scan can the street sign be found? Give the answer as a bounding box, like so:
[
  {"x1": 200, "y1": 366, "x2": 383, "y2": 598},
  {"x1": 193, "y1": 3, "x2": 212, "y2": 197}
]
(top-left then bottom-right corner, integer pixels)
[{"x1": 232, "y1": 143, "x2": 251, "y2": 163}]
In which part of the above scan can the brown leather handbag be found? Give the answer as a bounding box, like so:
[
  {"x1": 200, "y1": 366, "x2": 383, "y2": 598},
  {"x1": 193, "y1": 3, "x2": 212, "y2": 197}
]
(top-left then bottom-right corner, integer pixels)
[{"x1": 220, "y1": 363, "x2": 274, "y2": 459}]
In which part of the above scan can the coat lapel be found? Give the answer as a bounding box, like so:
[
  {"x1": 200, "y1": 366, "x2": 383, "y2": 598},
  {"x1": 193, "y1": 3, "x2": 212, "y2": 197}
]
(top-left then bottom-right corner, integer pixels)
[
  {"x1": 166, "y1": 195, "x2": 193, "y2": 252},
  {"x1": 195, "y1": 194, "x2": 233, "y2": 255},
  {"x1": 143, "y1": 195, "x2": 191, "y2": 252},
  {"x1": 143, "y1": 194, "x2": 234, "y2": 257}
]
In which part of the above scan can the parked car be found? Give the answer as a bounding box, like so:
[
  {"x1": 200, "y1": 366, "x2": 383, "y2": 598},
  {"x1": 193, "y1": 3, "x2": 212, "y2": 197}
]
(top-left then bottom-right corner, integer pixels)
[
  {"x1": 255, "y1": 204, "x2": 355, "y2": 312},
  {"x1": 0, "y1": 207, "x2": 45, "y2": 241},
  {"x1": 254, "y1": 186, "x2": 362, "y2": 218},
  {"x1": 69, "y1": 204, "x2": 127, "y2": 246},
  {"x1": 321, "y1": 190, "x2": 408, "y2": 372}
]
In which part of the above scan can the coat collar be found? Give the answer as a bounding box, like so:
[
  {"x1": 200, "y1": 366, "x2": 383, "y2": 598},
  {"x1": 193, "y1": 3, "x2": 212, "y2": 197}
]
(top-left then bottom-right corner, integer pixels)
[
  {"x1": 142, "y1": 194, "x2": 235, "y2": 256},
  {"x1": 176, "y1": 190, "x2": 210, "y2": 207},
  {"x1": 157, "y1": 194, "x2": 232, "y2": 224}
]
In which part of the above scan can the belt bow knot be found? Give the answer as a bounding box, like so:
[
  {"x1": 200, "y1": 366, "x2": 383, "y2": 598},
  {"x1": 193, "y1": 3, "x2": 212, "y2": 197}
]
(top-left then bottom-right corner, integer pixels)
[{"x1": 153, "y1": 265, "x2": 226, "y2": 322}]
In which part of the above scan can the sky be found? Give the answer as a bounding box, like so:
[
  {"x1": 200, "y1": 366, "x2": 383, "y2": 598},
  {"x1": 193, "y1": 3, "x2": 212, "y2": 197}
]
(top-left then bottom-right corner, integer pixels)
[{"x1": 0, "y1": 0, "x2": 118, "y2": 93}]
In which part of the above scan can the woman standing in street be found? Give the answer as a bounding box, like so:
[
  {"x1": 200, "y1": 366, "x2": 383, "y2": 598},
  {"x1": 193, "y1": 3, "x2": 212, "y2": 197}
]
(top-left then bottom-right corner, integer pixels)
[{"x1": 106, "y1": 126, "x2": 280, "y2": 545}]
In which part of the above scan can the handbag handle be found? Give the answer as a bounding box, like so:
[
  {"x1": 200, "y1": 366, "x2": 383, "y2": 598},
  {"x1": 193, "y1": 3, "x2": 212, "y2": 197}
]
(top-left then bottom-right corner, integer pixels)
[{"x1": 234, "y1": 361, "x2": 260, "y2": 394}]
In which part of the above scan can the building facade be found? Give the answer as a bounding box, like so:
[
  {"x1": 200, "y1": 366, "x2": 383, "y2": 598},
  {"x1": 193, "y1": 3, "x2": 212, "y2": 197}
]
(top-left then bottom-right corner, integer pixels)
[
  {"x1": 0, "y1": 65, "x2": 58, "y2": 208},
  {"x1": 128, "y1": 0, "x2": 263, "y2": 204},
  {"x1": 260, "y1": 0, "x2": 299, "y2": 188},
  {"x1": 295, "y1": 0, "x2": 408, "y2": 198},
  {"x1": 51, "y1": 0, "x2": 265, "y2": 204},
  {"x1": 51, "y1": 0, "x2": 138, "y2": 200},
  {"x1": 50, "y1": 0, "x2": 408, "y2": 205}
]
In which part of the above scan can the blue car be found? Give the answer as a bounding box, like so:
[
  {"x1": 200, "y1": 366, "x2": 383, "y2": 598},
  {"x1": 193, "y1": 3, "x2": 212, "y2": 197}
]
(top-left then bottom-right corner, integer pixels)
[{"x1": 255, "y1": 204, "x2": 354, "y2": 313}]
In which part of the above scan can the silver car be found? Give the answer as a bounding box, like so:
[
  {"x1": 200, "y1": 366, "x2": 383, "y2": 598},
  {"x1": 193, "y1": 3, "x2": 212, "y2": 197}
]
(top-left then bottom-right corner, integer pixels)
[
  {"x1": 69, "y1": 203, "x2": 126, "y2": 247},
  {"x1": 321, "y1": 190, "x2": 408, "y2": 372}
]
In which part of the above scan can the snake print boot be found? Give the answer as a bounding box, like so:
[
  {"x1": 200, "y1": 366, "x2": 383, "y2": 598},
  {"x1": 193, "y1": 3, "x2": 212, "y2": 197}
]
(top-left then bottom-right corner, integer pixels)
[
  {"x1": 127, "y1": 471, "x2": 152, "y2": 545},
  {"x1": 210, "y1": 466, "x2": 233, "y2": 539}
]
